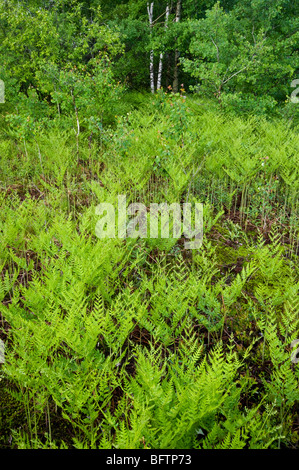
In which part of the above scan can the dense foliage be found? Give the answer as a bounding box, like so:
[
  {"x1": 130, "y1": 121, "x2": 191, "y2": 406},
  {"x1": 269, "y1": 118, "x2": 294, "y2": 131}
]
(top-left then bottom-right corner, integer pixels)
[{"x1": 0, "y1": 0, "x2": 298, "y2": 450}]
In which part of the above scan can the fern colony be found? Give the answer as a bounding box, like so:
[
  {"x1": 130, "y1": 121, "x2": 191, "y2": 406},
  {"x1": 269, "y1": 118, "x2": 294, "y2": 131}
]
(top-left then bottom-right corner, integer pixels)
[{"x1": 0, "y1": 89, "x2": 298, "y2": 449}]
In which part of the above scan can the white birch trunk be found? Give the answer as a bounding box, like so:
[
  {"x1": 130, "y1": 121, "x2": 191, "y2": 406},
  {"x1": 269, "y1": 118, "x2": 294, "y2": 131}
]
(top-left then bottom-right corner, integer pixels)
[
  {"x1": 157, "y1": 4, "x2": 170, "y2": 90},
  {"x1": 147, "y1": 2, "x2": 155, "y2": 94},
  {"x1": 173, "y1": 0, "x2": 182, "y2": 93}
]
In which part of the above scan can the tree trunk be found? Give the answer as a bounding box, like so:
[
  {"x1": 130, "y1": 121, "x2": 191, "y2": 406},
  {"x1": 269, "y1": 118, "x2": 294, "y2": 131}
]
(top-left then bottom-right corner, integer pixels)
[
  {"x1": 157, "y1": 4, "x2": 170, "y2": 90},
  {"x1": 147, "y1": 2, "x2": 155, "y2": 94},
  {"x1": 165, "y1": 52, "x2": 171, "y2": 88},
  {"x1": 173, "y1": 0, "x2": 182, "y2": 93}
]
